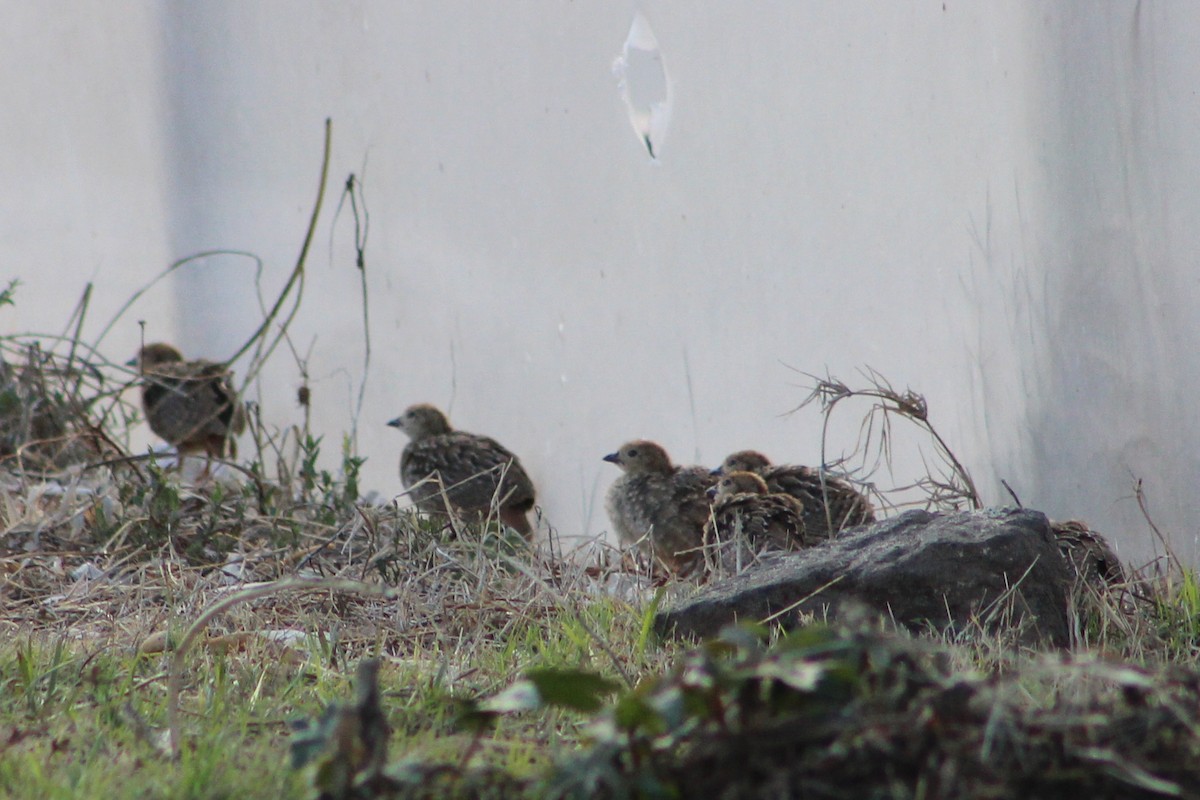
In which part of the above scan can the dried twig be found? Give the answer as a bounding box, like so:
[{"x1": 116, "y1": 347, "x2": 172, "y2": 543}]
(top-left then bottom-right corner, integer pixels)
[{"x1": 793, "y1": 367, "x2": 982, "y2": 511}]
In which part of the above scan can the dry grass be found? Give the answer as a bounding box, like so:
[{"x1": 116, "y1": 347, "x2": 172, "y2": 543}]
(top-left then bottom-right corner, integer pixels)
[
  {"x1": 792, "y1": 366, "x2": 984, "y2": 516},
  {"x1": 0, "y1": 399, "x2": 676, "y2": 796}
]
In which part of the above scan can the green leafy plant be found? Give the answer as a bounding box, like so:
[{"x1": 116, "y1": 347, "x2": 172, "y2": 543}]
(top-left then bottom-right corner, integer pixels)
[{"x1": 0, "y1": 279, "x2": 18, "y2": 308}]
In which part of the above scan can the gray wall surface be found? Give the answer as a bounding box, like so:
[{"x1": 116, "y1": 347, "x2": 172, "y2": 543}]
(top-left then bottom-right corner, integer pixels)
[{"x1": 4, "y1": 3, "x2": 1196, "y2": 566}]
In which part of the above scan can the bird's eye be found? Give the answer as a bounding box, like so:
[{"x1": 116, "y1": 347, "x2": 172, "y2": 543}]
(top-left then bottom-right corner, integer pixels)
[
  {"x1": 627, "y1": 448, "x2": 639, "y2": 458},
  {"x1": 407, "y1": 410, "x2": 416, "y2": 418}
]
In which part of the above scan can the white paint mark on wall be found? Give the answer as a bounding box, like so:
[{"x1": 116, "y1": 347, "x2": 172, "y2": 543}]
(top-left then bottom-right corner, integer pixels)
[{"x1": 612, "y1": 11, "x2": 672, "y2": 160}]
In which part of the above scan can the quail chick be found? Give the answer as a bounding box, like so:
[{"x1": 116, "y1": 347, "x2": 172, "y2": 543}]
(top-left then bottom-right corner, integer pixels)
[
  {"x1": 706, "y1": 470, "x2": 807, "y2": 565},
  {"x1": 603, "y1": 440, "x2": 716, "y2": 574},
  {"x1": 133, "y1": 343, "x2": 246, "y2": 459},
  {"x1": 717, "y1": 450, "x2": 875, "y2": 542},
  {"x1": 1051, "y1": 519, "x2": 1126, "y2": 589},
  {"x1": 388, "y1": 403, "x2": 536, "y2": 537}
]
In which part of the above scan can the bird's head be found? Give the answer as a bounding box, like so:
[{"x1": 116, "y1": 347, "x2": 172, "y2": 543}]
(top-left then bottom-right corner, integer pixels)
[
  {"x1": 388, "y1": 403, "x2": 452, "y2": 440},
  {"x1": 603, "y1": 440, "x2": 673, "y2": 474},
  {"x1": 719, "y1": 450, "x2": 772, "y2": 476},
  {"x1": 130, "y1": 342, "x2": 185, "y2": 372},
  {"x1": 710, "y1": 470, "x2": 770, "y2": 500}
]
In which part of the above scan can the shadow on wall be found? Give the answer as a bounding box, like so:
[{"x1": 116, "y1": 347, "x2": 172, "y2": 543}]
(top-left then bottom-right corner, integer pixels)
[{"x1": 1016, "y1": 6, "x2": 1200, "y2": 566}]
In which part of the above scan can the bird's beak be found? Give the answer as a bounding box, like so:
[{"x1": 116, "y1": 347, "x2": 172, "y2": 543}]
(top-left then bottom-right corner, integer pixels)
[
  {"x1": 602, "y1": 452, "x2": 621, "y2": 464},
  {"x1": 706, "y1": 487, "x2": 717, "y2": 500},
  {"x1": 709, "y1": 466, "x2": 723, "y2": 476},
  {"x1": 386, "y1": 417, "x2": 402, "y2": 429},
  {"x1": 125, "y1": 357, "x2": 138, "y2": 368}
]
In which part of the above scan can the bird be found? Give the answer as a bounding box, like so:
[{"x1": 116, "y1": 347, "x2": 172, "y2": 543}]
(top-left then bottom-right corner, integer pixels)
[
  {"x1": 131, "y1": 343, "x2": 246, "y2": 459},
  {"x1": 387, "y1": 403, "x2": 536, "y2": 537},
  {"x1": 706, "y1": 470, "x2": 807, "y2": 564},
  {"x1": 715, "y1": 450, "x2": 875, "y2": 542},
  {"x1": 1051, "y1": 519, "x2": 1126, "y2": 590},
  {"x1": 603, "y1": 440, "x2": 716, "y2": 575}
]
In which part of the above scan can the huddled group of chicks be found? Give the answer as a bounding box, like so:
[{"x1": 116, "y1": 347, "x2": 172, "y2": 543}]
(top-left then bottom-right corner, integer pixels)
[
  {"x1": 602, "y1": 441, "x2": 873, "y2": 576},
  {"x1": 133, "y1": 342, "x2": 874, "y2": 578}
]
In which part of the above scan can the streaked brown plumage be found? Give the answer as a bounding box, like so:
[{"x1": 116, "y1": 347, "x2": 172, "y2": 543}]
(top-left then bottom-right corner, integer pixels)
[
  {"x1": 706, "y1": 470, "x2": 807, "y2": 564},
  {"x1": 603, "y1": 440, "x2": 716, "y2": 574},
  {"x1": 133, "y1": 343, "x2": 246, "y2": 459},
  {"x1": 388, "y1": 403, "x2": 536, "y2": 537},
  {"x1": 1052, "y1": 519, "x2": 1125, "y2": 589},
  {"x1": 717, "y1": 450, "x2": 874, "y2": 542}
]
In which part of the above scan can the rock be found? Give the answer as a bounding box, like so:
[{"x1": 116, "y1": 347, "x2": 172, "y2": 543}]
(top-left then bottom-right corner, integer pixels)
[{"x1": 654, "y1": 508, "x2": 1073, "y2": 647}]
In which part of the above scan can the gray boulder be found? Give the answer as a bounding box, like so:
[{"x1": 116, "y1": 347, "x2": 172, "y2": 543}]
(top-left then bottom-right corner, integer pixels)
[{"x1": 654, "y1": 508, "x2": 1073, "y2": 647}]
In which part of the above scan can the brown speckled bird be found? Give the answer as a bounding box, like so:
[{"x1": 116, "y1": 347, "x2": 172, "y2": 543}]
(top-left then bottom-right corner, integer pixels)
[
  {"x1": 133, "y1": 343, "x2": 246, "y2": 459},
  {"x1": 706, "y1": 471, "x2": 807, "y2": 565},
  {"x1": 603, "y1": 440, "x2": 716, "y2": 574},
  {"x1": 388, "y1": 403, "x2": 536, "y2": 537},
  {"x1": 716, "y1": 450, "x2": 875, "y2": 542},
  {"x1": 1051, "y1": 519, "x2": 1126, "y2": 589}
]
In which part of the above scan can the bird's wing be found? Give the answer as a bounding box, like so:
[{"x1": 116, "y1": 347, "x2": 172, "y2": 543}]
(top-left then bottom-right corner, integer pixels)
[
  {"x1": 403, "y1": 433, "x2": 533, "y2": 510},
  {"x1": 142, "y1": 361, "x2": 242, "y2": 449},
  {"x1": 671, "y1": 466, "x2": 718, "y2": 529}
]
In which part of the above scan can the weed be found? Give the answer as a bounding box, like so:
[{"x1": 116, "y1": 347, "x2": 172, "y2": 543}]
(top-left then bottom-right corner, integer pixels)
[{"x1": 795, "y1": 367, "x2": 982, "y2": 514}]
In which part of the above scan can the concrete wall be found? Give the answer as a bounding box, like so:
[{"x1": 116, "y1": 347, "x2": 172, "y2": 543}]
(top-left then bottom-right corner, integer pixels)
[{"x1": 3, "y1": 2, "x2": 1196, "y2": 565}]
